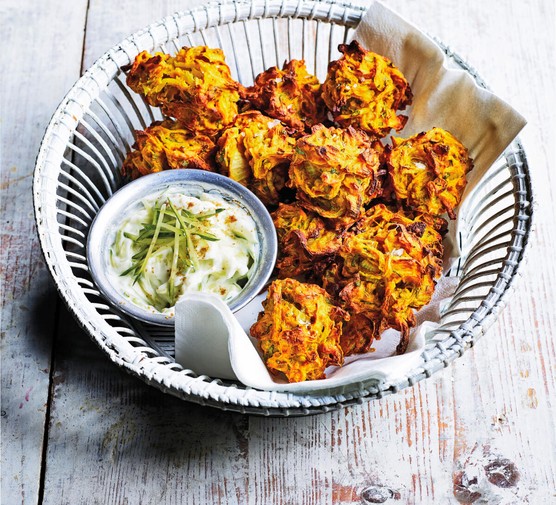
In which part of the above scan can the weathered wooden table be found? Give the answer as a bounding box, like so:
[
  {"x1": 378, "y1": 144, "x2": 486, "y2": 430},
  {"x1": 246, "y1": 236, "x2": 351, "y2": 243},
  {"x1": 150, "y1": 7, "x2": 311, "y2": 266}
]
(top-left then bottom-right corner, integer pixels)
[{"x1": 2, "y1": 0, "x2": 555, "y2": 503}]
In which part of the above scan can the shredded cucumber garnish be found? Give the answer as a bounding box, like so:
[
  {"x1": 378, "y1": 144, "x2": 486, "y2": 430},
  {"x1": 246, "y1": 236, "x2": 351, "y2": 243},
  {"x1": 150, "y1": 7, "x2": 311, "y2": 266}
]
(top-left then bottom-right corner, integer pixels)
[
  {"x1": 111, "y1": 190, "x2": 260, "y2": 315},
  {"x1": 120, "y1": 198, "x2": 221, "y2": 308}
]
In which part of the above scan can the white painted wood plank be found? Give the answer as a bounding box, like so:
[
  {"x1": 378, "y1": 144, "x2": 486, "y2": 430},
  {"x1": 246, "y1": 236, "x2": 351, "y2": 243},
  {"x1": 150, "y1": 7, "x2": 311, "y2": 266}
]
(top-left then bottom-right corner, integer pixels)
[
  {"x1": 0, "y1": 2, "x2": 89, "y2": 504},
  {"x1": 40, "y1": 312, "x2": 251, "y2": 505}
]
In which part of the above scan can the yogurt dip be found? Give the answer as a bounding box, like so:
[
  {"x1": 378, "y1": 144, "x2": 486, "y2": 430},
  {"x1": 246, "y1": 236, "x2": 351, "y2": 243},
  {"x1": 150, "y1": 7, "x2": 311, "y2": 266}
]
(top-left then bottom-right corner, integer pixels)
[{"x1": 108, "y1": 187, "x2": 259, "y2": 316}]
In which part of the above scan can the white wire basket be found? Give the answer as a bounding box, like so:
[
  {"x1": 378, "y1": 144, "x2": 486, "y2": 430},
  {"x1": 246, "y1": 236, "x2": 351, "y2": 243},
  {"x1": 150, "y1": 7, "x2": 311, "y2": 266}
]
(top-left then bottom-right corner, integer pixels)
[{"x1": 33, "y1": 0, "x2": 533, "y2": 416}]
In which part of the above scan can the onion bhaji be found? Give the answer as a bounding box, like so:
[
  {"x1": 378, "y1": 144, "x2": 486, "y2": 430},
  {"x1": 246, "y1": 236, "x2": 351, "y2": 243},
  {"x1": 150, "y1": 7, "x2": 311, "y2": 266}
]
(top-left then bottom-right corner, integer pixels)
[
  {"x1": 322, "y1": 40, "x2": 413, "y2": 138},
  {"x1": 121, "y1": 119, "x2": 216, "y2": 179},
  {"x1": 242, "y1": 59, "x2": 326, "y2": 131},
  {"x1": 215, "y1": 111, "x2": 296, "y2": 205},
  {"x1": 387, "y1": 127, "x2": 473, "y2": 219},
  {"x1": 125, "y1": 46, "x2": 240, "y2": 136},
  {"x1": 250, "y1": 278, "x2": 347, "y2": 382},
  {"x1": 340, "y1": 312, "x2": 379, "y2": 356},
  {"x1": 288, "y1": 125, "x2": 381, "y2": 227},
  {"x1": 329, "y1": 204, "x2": 444, "y2": 355},
  {"x1": 272, "y1": 203, "x2": 343, "y2": 279}
]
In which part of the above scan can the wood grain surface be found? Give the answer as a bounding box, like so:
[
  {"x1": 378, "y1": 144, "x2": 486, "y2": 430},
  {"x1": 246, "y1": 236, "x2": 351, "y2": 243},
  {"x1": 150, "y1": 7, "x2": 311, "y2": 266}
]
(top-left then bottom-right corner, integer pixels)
[{"x1": 1, "y1": 0, "x2": 555, "y2": 504}]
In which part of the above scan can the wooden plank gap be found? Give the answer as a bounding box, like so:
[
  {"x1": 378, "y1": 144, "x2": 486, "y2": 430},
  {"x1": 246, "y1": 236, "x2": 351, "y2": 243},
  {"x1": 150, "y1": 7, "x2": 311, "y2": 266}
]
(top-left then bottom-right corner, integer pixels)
[
  {"x1": 80, "y1": 0, "x2": 92, "y2": 75},
  {"x1": 38, "y1": 2, "x2": 91, "y2": 502},
  {"x1": 36, "y1": 298, "x2": 65, "y2": 505}
]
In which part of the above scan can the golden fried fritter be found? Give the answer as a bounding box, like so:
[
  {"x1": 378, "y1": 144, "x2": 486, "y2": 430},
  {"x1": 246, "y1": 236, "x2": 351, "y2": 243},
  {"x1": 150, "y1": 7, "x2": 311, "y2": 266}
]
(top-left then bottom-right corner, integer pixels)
[
  {"x1": 215, "y1": 111, "x2": 296, "y2": 206},
  {"x1": 272, "y1": 203, "x2": 343, "y2": 279},
  {"x1": 387, "y1": 127, "x2": 473, "y2": 219},
  {"x1": 331, "y1": 204, "x2": 444, "y2": 355},
  {"x1": 121, "y1": 119, "x2": 216, "y2": 179},
  {"x1": 340, "y1": 312, "x2": 379, "y2": 356},
  {"x1": 288, "y1": 125, "x2": 381, "y2": 227},
  {"x1": 243, "y1": 59, "x2": 326, "y2": 131},
  {"x1": 250, "y1": 278, "x2": 347, "y2": 382},
  {"x1": 125, "y1": 46, "x2": 240, "y2": 136},
  {"x1": 322, "y1": 41, "x2": 413, "y2": 138}
]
